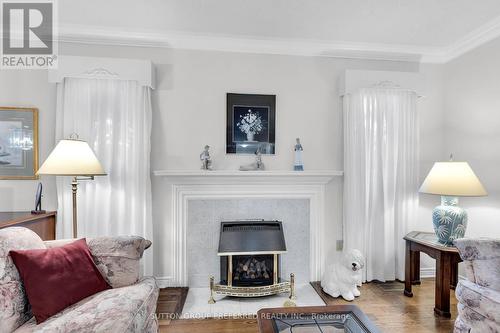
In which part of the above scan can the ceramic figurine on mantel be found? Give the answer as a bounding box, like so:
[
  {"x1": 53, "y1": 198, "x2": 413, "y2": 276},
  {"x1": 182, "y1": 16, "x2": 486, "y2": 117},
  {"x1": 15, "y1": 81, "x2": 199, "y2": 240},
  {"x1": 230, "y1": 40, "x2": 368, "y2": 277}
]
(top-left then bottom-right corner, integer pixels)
[
  {"x1": 294, "y1": 138, "x2": 304, "y2": 171},
  {"x1": 255, "y1": 146, "x2": 265, "y2": 170},
  {"x1": 200, "y1": 145, "x2": 212, "y2": 170},
  {"x1": 239, "y1": 145, "x2": 265, "y2": 171}
]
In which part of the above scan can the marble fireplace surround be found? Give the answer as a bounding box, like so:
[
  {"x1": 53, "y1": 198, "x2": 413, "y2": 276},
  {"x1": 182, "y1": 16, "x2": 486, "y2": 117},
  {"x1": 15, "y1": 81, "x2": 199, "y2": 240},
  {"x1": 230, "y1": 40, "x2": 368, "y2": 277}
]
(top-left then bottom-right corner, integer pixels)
[{"x1": 153, "y1": 170, "x2": 343, "y2": 287}]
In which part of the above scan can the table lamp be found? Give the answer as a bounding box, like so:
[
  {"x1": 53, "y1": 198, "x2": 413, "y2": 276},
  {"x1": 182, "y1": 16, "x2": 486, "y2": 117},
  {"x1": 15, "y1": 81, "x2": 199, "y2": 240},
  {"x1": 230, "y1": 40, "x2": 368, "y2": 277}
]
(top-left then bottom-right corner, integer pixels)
[
  {"x1": 37, "y1": 135, "x2": 106, "y2": 238},
  {"x1": 419, "y1": 157, "x2": 487, "y2": 245}
]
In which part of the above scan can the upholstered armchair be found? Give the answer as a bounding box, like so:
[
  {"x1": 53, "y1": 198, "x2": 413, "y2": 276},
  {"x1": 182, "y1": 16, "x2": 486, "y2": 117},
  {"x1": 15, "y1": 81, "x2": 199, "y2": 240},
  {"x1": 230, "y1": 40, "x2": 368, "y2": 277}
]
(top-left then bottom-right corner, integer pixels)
[
  {"x1": 0, "y1": 227, "x2": 158, "y2": 333},
  {"x1": 453, "y1": 238, "x2": 500, "y2": 333}
]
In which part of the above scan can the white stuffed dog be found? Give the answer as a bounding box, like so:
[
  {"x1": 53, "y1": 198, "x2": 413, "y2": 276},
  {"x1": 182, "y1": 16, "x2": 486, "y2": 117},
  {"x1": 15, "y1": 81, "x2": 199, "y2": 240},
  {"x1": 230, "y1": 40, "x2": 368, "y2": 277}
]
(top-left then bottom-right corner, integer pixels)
[{"x1": 321, "y1": 249, "x2": 365, "y2": 301}]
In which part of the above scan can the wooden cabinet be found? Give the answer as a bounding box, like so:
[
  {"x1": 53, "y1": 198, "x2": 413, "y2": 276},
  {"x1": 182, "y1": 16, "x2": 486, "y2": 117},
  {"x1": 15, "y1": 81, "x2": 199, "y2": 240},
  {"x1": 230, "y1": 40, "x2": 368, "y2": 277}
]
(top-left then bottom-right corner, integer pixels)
[{"x1": 0, "y1": 211, "x2": 56, "y2": 240}]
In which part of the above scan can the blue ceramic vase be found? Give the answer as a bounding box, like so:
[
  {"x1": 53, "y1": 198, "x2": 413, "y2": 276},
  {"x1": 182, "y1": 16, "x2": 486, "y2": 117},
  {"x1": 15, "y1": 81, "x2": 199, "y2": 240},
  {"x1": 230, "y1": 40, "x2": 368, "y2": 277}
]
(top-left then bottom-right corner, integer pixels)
[{"x1": 432, "y1": 196, "x2": 467, "y2": 246}]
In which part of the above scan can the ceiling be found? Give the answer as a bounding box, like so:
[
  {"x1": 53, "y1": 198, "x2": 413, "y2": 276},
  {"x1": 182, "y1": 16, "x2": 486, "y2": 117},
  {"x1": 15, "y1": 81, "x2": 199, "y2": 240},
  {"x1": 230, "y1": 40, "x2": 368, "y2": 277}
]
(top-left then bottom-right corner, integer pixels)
[{"x1": 59, "y1": 0, "x2": 500, "y2": 62}]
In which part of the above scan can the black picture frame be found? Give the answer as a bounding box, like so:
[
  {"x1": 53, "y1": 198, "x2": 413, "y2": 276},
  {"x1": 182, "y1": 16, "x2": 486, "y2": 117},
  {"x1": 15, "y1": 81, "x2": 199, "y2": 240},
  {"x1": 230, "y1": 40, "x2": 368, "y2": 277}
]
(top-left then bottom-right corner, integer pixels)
[{"x1": 226, "y1": 93, "x2": 276, "y2": 154}]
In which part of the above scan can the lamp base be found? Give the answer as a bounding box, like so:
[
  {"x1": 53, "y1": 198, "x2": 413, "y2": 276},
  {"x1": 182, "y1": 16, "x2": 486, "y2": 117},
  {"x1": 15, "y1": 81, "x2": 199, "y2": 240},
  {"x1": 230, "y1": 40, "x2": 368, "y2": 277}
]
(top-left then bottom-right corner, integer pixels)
[{"x1": 432, "y1": 196, "x2": 468, "y2": 246}]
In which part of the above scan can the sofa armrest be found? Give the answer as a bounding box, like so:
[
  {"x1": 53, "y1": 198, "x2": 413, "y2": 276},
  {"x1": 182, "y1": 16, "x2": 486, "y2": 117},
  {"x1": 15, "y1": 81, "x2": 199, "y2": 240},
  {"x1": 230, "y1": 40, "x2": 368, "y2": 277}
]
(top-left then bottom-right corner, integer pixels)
[
  {"x1": 454, "y1": 238, "x2": 500, "y2": 291},
  {"x1": 454, "y1": 238, "x2": 500, "y2": 261},
  {"x1": 44, "y1": 236, "x2": 152, "y2": 288},
  {"x1": 456, "y1": 279, "x2": 500, "y2": 325}
]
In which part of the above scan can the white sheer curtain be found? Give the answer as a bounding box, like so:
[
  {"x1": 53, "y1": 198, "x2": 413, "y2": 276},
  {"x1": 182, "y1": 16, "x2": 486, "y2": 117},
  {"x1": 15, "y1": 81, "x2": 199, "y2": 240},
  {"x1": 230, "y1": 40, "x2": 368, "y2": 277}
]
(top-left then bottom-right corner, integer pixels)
[
  {"x1": 55, "y1": 77, "x2": 153, "y2": 275},
  {"x1": 343, "y1": 88, "x2": 419, "y2": 282}
]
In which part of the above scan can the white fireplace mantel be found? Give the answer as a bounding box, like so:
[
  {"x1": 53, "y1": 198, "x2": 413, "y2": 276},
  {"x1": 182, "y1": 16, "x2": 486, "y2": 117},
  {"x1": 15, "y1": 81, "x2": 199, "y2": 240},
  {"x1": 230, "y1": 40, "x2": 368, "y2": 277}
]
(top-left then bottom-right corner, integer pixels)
[
  {"x1": 153, "y1": 169, "x2": 343, "y2": 287},
  {"x1": 153, "y1": 170, "x2": 343, "y2": 184}
]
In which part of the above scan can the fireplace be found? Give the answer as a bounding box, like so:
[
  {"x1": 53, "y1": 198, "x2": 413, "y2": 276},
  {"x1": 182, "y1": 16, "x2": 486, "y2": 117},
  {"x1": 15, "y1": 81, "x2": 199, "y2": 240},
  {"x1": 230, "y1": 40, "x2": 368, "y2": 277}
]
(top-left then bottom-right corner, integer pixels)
[
  {"x1": 208, "y1": 220, "x2": 296, "y2": 303},
  {"x1": 227, "y1": 254, "x2": 274, "y2": 286}
]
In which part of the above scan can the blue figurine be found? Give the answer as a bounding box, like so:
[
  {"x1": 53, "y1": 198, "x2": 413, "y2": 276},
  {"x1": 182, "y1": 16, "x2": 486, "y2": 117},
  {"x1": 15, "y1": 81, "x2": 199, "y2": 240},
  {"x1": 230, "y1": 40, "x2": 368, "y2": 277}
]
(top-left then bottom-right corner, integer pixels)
[{"x1": 294, "y1": 138, "x2": 304, "y2": 171}]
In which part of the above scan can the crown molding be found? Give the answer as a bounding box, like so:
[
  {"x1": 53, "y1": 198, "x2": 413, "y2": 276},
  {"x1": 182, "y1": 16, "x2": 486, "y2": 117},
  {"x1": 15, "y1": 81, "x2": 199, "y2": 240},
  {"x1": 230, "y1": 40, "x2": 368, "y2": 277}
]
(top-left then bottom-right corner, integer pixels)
[
  {"x1": 58, "y1": 17, "x2": 500, "y2": 64},
  {"x1": 58, "y1": 24, "x2": 431, "y2": 63},
  {"x1": 441, "y1": 16, "x2": 500, "y2": 63}
]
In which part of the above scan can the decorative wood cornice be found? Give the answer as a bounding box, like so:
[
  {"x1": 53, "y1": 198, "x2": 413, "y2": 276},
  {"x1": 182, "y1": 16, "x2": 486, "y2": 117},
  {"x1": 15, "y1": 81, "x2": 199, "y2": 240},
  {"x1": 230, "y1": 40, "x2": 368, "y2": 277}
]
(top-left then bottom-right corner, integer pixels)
[
  {"x1": 81, "y1": 67, "x2": 119, "y2": 78},
  {"x1": 48, "y1": 55, "x2": 155, "y2": 88}
]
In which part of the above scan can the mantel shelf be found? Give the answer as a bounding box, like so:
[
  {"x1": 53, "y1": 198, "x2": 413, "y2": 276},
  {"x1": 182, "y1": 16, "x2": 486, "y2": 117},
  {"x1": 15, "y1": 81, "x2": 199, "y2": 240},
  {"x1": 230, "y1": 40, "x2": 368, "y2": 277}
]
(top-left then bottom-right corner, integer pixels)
[{"x1": 153, "y1": 170, "x2": 343, "y2": 185}]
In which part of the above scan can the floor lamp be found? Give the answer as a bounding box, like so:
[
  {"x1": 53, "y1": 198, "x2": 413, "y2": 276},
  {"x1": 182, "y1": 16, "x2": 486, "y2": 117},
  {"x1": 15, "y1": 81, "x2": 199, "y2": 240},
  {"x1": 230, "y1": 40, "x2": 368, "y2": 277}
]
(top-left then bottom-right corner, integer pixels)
[{"x1": 37, "y1": 136, "x2": 106, "y2": 238}]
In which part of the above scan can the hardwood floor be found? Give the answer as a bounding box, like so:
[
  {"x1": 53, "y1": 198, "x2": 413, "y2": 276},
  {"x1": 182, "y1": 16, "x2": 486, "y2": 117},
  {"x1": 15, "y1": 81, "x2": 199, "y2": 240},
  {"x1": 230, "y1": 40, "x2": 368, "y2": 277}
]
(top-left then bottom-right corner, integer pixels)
[
  {"x1": 310, "y1": 279, "x2": 457, "y2": 333},
  {"x1": 160, "y1": 318, "x2": 259, "y2": 333},
  {"x1": 157, "y1": 278, "x2": 457, "y2": 333},
  {"x1": 156, "y1": 287, "x2": 189, "y2": 321}
]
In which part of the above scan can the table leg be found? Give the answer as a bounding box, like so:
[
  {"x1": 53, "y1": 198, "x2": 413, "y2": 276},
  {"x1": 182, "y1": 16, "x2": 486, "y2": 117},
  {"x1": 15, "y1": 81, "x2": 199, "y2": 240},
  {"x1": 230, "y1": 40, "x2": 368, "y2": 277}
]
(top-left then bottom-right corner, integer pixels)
[
  {"x1": 411, "y1": 250, "x2": 421, "y2": 285},
  {"x1": 404, "y1": 241, "x2": 413, "y2": 297},
  {"x1": 434, "y1": 253, "x2": 452, "y2": 318},
  {"x1": 450, "y1": 262, "x2": 458, "y2": 290}
]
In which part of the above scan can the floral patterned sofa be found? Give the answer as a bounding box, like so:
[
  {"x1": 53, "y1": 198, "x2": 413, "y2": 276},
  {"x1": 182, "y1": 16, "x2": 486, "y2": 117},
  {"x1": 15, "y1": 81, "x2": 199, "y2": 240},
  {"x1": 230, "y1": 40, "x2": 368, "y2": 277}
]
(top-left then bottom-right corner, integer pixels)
[
  {"x1": 453, "y1": 238, "x2": 500, "y2": 333},
  {"x1": 0, "y1": 227, "x2": 159, "y2": 333}
]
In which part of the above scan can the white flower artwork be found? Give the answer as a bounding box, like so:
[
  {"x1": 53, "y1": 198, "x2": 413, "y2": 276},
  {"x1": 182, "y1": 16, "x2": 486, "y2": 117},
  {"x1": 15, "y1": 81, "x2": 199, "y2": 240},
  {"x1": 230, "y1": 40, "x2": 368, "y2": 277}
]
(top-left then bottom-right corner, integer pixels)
[{"x1": 236, "y1": 109, "x2": 266, "y2": 142}]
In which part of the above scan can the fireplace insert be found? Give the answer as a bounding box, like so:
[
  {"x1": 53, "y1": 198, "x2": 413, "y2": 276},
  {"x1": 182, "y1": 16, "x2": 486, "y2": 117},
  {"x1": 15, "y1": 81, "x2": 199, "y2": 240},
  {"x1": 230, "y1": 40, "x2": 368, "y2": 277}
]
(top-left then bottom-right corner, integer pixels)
[
  {"x1": 221, "y1": 254, "x2": 276, "y2": 287},
  {"x1": 208, "y1": 220, "x2": 296, "y2": 303}
]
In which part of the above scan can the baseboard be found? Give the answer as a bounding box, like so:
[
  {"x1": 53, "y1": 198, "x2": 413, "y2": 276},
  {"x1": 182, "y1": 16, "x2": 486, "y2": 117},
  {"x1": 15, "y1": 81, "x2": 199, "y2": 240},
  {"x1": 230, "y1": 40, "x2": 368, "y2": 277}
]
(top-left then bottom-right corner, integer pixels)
[
  {"x1": 420, "y1": 267, "x2": 435, "y2": 278},
  {"x1": 419, "y1": 268, "x2": 467, "y2": 283},
  {"x1": 155, "y1": 276, "x2": 175, "y2": 288}
]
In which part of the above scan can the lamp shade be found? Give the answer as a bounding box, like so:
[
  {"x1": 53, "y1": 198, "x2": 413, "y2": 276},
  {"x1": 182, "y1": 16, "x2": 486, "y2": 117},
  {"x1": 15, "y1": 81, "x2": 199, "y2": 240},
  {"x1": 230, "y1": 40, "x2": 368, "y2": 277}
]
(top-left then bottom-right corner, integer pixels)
[
  {"x1": 419, "y1": 162, "x2": 487, "y2": 197},
  {"x1": 37, "y1": 139, "x2": 106, "y2": 176}
]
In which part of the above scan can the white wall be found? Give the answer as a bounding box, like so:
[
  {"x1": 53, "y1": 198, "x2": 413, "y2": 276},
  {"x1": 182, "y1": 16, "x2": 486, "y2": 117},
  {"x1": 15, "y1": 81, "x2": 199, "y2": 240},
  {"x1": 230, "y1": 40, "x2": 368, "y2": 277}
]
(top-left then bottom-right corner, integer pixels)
[
  {"x1": 442, "y1": 37, "x2": 500, "y2": 239},
  {"x1": 55, "y1": 43, "x2": 419, "y2": 171},
  {"x1": 0, "y1": 70, "x2": 57, "y2": 212},
  {"x1": 413, "y1": 37, "x2": 500, "y2": 276},
  {"x1": 415, "y1": 64, "x2": 447, "y2": 274},
  {"x1": 1, "y1": 42, "x2": 447, "y2": 281}
]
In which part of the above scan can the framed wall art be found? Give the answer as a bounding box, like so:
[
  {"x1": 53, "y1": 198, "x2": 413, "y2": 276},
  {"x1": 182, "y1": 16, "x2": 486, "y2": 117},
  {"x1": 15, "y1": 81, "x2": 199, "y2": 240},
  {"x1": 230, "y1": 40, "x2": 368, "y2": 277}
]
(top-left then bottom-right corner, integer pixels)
[
  {"x1": 0, "y1": 107, "x2": 39, "y2": 179},
  {"x1": 226, "y1": 93, "x2": 276, "y2": 154}
]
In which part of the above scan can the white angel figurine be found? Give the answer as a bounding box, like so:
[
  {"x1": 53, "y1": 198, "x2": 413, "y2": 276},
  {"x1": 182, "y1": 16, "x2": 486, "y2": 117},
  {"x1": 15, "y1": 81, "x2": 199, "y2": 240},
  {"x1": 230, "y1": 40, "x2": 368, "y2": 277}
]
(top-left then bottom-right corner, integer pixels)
[{"x1": 294, "y1": 138, "x2": 304, "y2": 171}]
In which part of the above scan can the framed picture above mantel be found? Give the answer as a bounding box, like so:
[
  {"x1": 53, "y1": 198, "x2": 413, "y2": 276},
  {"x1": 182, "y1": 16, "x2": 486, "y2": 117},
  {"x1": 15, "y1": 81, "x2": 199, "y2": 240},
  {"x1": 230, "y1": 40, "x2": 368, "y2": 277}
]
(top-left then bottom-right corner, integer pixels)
[
  {"x1": 226, "y1": 93, "x2": 276, "y2": 154},
  {"x1": 0, "y1": 107, "x2": 39, "y2": 180}
]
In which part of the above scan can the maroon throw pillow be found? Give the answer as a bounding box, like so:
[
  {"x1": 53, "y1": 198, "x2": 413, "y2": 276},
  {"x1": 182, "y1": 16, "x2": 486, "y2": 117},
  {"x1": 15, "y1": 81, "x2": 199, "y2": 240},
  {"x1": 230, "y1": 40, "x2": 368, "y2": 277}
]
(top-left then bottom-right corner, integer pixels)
[{"x1": 9, "y1": 238, "x2": 110, "y2": 323}]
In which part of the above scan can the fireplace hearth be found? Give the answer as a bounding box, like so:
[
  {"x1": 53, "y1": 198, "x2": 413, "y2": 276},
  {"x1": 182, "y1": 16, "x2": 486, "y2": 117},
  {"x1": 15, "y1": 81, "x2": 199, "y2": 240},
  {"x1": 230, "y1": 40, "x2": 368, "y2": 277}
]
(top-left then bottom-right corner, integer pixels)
[{"x1": 208, "y1": 220, "x2": 296, "y2": 303}]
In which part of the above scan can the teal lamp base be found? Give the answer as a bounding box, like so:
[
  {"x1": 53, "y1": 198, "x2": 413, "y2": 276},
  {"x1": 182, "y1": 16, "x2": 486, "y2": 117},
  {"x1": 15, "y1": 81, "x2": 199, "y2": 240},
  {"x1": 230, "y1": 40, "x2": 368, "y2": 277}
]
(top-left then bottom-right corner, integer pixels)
[{"x1": 432, "y1": 196, "x2": 468, "y2": 246}]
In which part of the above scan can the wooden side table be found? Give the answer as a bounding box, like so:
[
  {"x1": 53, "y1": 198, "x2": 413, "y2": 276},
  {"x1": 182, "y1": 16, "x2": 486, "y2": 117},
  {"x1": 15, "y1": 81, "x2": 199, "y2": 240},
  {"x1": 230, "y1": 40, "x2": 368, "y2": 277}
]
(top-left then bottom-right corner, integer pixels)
[
  {"x1": 0, "y1": 211, "x2": 57, "y2": 240},
  {"x1": 403, "y1": 231, "x2": 462, "y2": 317}
]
